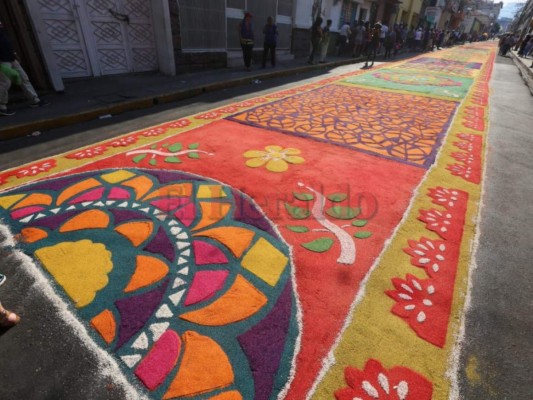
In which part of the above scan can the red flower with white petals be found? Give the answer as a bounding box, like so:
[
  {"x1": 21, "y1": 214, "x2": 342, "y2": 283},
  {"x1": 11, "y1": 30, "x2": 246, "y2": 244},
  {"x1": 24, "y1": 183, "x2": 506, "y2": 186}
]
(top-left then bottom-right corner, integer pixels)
[
  {"x1": 404, "y1": 237, "x2": 449, "y2": 274},
  {"x1": 335, "y1": 359, "x2": 433, "y2": 400},
  {"x1": 386, "y1": 274, "x2": 448, "y2": 347},
  {"x1": 418, "y1": 208, "x2": 454, "y2": 239},
  {"x1": 233, "y1": 101, "x2": 256, "y2": 107},
  {"x1": 15, "y1": 160, "x2": 56, "y2": 178},
  {"x1": 428, "y1": 187, "x2": 463, "y2": 209},
  {"x1": 66, "y1": 146, "x2": 107, "y2": 160},
  {"x1": 140, "y1": 127, "x2": 167, "y2": 137},
  {"x1": 109, "y1": 136, "x2": 138, "y2": 147},
  {"x1": 447, "y1": 163, "x2": 476, "y2": 183},
  {"x1": 215, "y1": 106, "x2": 238, "y2": 114},
  {"x1": 194, "y1": 111, "x2": 220, "y2": 120},
  {"x1": 168, "y1": 119, "x2": 191, "y2": 128}
]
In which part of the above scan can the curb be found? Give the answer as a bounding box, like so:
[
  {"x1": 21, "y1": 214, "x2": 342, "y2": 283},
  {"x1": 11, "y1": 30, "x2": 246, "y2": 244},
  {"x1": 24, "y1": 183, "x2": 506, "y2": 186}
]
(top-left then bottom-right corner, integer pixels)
[
  {"x1": 0, "y1": 57, "x2": 362, "y2": 141},
  {"x1": 509, "y1": 52, "x2": 533, "y2": 96}
]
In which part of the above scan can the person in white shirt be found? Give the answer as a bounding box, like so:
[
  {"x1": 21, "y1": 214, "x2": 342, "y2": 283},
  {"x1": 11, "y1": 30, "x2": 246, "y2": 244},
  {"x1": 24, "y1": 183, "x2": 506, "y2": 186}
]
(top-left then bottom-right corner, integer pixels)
[
  {"x1": 379, "y1": 23, "x2": 388, "y2": 53},
  {"x1": 337, "y1": 22, "x2": 351, "y2": 56}
]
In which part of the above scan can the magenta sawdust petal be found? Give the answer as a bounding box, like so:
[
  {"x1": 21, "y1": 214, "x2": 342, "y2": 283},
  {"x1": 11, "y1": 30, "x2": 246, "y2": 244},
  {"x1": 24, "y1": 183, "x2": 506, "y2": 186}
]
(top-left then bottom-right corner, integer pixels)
[
  {"x1": 143, "y1": 226, "x2": 176, "y2": 262},
  {"x1": 192, "y1": 240, "x2": 229, "y2": 265},
  {"x1": 184, "y1": 270, "x2": 229, "y2": 306},
  {"x1": 68, "y1": 187, "x2": 106, "y2": 204},
  {"x1": 237, "y1": 281, "x2": 294, "y2": 400},
  {"x1": 115, "y1": 279, "x2": 170, "y2": 350}
]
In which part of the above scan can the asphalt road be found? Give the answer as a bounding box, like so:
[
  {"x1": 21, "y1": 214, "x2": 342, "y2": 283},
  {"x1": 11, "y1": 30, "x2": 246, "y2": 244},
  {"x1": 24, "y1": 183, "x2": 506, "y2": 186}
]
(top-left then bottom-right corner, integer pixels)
[{"x1": 1, "y1": 57, "x2": 532, "y2": 399}]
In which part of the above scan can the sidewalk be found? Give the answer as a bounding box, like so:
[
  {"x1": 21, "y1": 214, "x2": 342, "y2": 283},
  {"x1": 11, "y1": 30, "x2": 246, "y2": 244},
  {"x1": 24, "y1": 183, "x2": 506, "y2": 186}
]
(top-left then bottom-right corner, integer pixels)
[
  {"x1": 0, "y1": 54, "x2": 366, "y2": 141},
  {"x1": 508, "y1": 50, "x2": 533, "y2": 96}
]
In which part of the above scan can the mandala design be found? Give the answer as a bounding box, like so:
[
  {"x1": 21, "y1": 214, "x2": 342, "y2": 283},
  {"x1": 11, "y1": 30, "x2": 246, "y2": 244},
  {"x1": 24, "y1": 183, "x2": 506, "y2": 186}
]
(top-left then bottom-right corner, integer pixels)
[
  {"x1": 397, "y1": 57, "x2": 482, "y2": 76},
  {"x1": 230, "y1": 85, "x2": 458, "y2": 168},
  {"x1": 0, "y1": 169, "x2": 298, "y2": 399}
]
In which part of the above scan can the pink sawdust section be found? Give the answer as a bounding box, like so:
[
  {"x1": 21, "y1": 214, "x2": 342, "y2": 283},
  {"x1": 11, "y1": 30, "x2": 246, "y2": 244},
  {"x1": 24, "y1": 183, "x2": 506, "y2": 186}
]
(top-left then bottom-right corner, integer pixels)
[{"x1": 59, "y1": 119, "x2": 425, "y2": 398}]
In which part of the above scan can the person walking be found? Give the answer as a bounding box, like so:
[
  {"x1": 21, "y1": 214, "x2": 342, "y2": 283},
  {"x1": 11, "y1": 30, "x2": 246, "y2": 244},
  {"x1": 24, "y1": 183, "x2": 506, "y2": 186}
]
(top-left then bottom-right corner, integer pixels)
[
  {"x1": 0, "y1": 20, "x2": 48, "y2": 116},
  {"x1": 308, "y1": 17, "x2": 323, "y2": 65},
  {"x1": 337, "y1": 21, "x2": 351, "y2": 56},
  {"x1": 352, "y1": 21, "x2": 365, "y2": 58},
  {"x1": 363, "y1": 23, "x2": 381, "y2": 69},
  {"x1": 319, "y1": 19, "x2": 332, "y2": 63},
  {"x1": 238, "y1": 12, "x2": 254, "y2": 71},
  {"x1": 262, "y1": 16, "x2": 278, "y2": 68}
]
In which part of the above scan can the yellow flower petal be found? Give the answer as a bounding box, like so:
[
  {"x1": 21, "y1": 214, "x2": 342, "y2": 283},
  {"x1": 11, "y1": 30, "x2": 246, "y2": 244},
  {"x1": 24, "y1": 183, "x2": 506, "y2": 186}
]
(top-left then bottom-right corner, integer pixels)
[
  {"x1": 265, "y1": 145, "x2": 283, "y2": 153},
  {"x1": 285, "y1": 155, "x2": 305, "y2": 165},
  {"x1": 246, "y1": 158, "x2": 267, "y2": 168},
  {"x1": 243, "y1": 150, "x2": 266, "y2": 158},
  {"x1": 266, "y1": 159, "x2": 289, "y2": 172},
  {"x1": 282, "y1": 148, "x2": 301, "y2": 155}
]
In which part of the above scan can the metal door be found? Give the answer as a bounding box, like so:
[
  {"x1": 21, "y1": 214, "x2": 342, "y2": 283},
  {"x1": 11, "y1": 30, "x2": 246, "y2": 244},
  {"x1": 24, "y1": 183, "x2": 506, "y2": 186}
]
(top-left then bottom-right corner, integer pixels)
[{"x1": 30, "y1": 0, "x2": 157, "y2": 78}]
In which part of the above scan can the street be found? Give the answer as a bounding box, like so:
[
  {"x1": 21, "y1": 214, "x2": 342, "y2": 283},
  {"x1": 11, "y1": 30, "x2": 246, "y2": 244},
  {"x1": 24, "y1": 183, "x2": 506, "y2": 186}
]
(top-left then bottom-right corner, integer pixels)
[{"x1": 0, "y1": 45, "x2": 532, "y2": 400}]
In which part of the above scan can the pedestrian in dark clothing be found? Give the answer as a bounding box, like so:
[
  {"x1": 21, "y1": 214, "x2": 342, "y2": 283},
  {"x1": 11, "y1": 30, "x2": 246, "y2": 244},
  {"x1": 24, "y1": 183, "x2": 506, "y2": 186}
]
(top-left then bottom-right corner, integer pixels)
[
  {"x1": 262, "y1": 16, "x2": 278, "y2": 68},
  {"x1": 308, "y1": 17, "x2": 323, "y2": 65},
  {"x1": 238, "y1": 12, "x2": 254, "y2": 71},
  {"x1": 363, "y1": 23, "x2": 381, "y2": 68},
  {"x1": 0, "y1": 20, "x2": 48, "y2": 116},
  {"x1": 383, "y1": 30, "x2": 395, "y2": 59}
]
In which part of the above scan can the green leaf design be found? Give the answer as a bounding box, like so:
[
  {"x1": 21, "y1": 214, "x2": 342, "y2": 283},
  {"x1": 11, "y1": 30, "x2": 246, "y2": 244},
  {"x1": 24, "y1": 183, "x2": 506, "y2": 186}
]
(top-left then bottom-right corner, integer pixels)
[
  {"x1": 150, "y1": 144, "x2": 158, "y2": 150},
  {"x1": 168, "y1": 143, "x2": 183, "y2": 152},
  {"x1": 287, "y1": 225, "x2": 309, "y2": 233},
  {"x1": 162, "y1": 143, "x2": 169, "y2": 148},
  {"x1": 326, "y1": 206, "x2": 361, "y2": 220},
  {"x1": 293, "y1": 192, "x2": 314, "y2": 201},
  {"x1": 284, "y1": 203, "x2": 311, "y2": 219},
  {"x1": 354, "y1": 231, "x2": 372, "y2": 239},
  {"x1": 352, "y1": 219, "x2": 368, "y2": 227},
  {"x1": 188, "y1": 143, "x2": 200, "y2": 149},
  {"x1": 149, "y1": 158, "x2": 157, "y2": 166},
  {"x1": 301, "y1": 238, "x2": 334, "y2": 253},
  {"x1": 327, "y1": 193, "x2": 347, "y2": 202},
  {"x1": 132, "y1": 154, "x2": 147, "y2": 163},
  {"x1": 164, "y1": 156, "x2": 182, "y2": 163},
  {"x1": 188, "y1": 152, "x2": 200, "y2": 159}
]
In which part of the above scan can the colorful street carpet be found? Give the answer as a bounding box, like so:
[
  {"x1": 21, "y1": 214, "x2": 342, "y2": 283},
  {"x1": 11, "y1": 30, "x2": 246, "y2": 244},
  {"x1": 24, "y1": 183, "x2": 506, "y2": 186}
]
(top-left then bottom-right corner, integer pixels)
[{"x1": 0, "y1": 42, "x2": 496, "y2": 399}]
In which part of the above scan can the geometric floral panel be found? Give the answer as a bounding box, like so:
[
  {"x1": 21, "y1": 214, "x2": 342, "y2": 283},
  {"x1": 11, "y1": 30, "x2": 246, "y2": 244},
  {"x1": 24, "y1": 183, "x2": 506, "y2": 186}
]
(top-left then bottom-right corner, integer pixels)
[
  {"x1": 0, "y1": 169, "x2": 298, "y2": 399},
  {"x1": 395, "y1": 57, "x2": 482, "y2": 76},
  {"x1": 343, "y1": 68, "x2": 474, "y2": 99},
  {"x1": 230, "y1": 85, "x2": 458, "y2": 168}
]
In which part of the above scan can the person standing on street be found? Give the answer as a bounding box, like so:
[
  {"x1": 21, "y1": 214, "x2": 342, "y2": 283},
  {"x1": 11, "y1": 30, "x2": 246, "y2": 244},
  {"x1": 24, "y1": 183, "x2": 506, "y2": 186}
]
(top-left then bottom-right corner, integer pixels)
[
  {"x1": 337, "y1": 21, "x2": 351, "y2": 56},
  {"x1": 238, "y1": 12, "x2": 254, "y2": 71},
  {"x1": 262, "y1": 16, "x2": 278, "y2": 68},
  {"x1": 308, "y1": 17, "x2": 323, "y2": 65},
  {"x1": 363, "y1": 23, "x2": 381, "y2": 69},
  {"x1": 352, "y1": 21, "x2": 365, "y2": 58},
  {"x1": 319, "y1": 19, "x2": 332, "y2": 63},
  {"x1": 0, "y1": 20, "x2": 49, "y2": 116}
]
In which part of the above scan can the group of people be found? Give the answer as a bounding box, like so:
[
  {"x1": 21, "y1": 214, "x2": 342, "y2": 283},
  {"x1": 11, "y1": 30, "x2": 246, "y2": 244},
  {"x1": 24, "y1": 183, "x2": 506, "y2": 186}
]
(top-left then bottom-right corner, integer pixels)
[
  {"x1": 0, "y1": 273, "x2": 20, "y2": 329},
  {"x1": 307, "y1": 18, "x2": 473, "y2": 68},
  {"x1": 238, "y1": 12, "x2": 279, "y2": 71},
  {"x1": 498, "y1": 33, "x2": 533, "y2": 68}
]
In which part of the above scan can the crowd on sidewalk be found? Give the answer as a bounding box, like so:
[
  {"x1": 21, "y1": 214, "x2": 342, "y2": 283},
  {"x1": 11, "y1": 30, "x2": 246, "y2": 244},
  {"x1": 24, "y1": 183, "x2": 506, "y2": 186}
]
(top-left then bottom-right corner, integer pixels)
[
  {"x1": 307, "y1": 18, "x2": 481, "y2": 67},
  {"x1": 499, "y1": 33, "x2": 533, "y2": 68}
]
